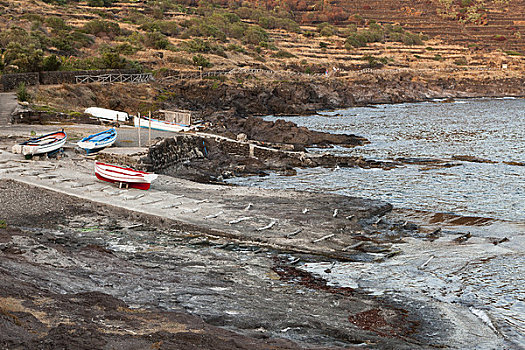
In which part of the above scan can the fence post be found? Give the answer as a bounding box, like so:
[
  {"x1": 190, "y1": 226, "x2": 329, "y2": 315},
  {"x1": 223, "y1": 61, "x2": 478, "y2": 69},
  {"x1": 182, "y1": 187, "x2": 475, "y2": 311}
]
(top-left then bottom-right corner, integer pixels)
[
  {"x1": 137, "y1": 112, "x2": 141, "y2": 148},
  {"x1": 148, "y1": 110, "x2": 151, "y2": 146}
]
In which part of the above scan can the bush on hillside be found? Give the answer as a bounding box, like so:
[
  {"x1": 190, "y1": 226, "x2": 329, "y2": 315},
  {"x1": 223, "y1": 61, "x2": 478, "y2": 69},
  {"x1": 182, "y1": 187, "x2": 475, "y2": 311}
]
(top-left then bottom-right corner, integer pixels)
[
  {"x1": 243, "y1": 26, "x2": 269, "y2": 45},
  {"x1": 42, "y1": 54, "x2": 62, "y2": 71},
  {"x1": 45, "y1": 17, "x2": 72, "y2": 32},
  {"x1": 317, "y1": 22, "x2": 338, "y2": 36},
  {"x1": 2, "y1": 42, "x2": 43, "y2": 72},
  {"x1": 345, "y1": 23, "x2": 425, "y2": 49},
  {"x1": 83, "y1": 20, "x2": 121, "y2": 39},
  {"x1": 87, "y1": 0, "x2": 114, "y2": 7},
  {"x1": 192, "y1": 54, "x2": 211, "y2": 68},
  {"x1": 0, "y1": 27, "x2": 42, "y2": 49},
  {"x1": 142, "y1": 32, "x2": 170, "y2": 50}
]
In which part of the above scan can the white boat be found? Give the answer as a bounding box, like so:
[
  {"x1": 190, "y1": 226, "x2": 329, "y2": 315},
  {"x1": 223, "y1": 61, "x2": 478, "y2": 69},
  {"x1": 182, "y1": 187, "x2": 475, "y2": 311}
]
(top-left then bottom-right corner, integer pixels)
[
  {"x1": 94, "y1": 161, "x2": 158, "y2": 190},
  {"x1": 85, "y1": 107, "x2": 129, "y2": 122},
  {"x1": 134, "y1": 115, "x2": 192, "y2": 132},
  {"x1": 77, "y1": 128, "x2": 117, "y2": 154},
  {"x1": 12, "y1": 130, "x2": 67, "y2": 156}
]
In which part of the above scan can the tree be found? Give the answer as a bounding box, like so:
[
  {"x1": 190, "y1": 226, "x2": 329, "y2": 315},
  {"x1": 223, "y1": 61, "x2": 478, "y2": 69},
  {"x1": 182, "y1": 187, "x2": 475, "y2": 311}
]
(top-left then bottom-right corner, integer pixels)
[
  {"x1": 3, "y1": 42, "x2": 43, "y2": 72},
  {"x1": 42, "y1": 55, "x2": 61, "y2": 71}
]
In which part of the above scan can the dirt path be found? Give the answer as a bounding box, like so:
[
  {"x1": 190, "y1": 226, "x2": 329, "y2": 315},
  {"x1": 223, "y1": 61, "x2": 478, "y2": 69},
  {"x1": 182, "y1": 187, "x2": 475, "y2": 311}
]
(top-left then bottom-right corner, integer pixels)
[{"x1": 0, "y1": 93, "x2": 17, "y2": 125}]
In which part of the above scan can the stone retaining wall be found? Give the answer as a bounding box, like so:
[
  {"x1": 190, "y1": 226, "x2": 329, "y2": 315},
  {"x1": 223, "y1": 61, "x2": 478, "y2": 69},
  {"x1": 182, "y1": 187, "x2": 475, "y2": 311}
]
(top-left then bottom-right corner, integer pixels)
[
  {"x1": 12, "y1": 111, "x2": 100, "y2": 125},
  {"x1": 148, "y1": 136, "x2": 207, "y2": 171},
  {"x1": 1, "y1": 69, "x2": 138, "y2": 91},
  {"x1": 0, "y1": 73, "x2": 39, "y2": 92}
]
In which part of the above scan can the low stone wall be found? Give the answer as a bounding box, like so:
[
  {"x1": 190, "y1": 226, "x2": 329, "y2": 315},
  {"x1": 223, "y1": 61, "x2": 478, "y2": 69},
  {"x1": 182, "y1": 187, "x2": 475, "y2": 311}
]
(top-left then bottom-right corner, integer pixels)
[
  {"x1": 39, "y1": 69, "x2": 137, "y2": 85},
  {"x1": 12, "y1": 111, "x2": 100, "y2": 125},
  {"x1": 148, "y1": 136, "x2": 207, "y2": 171},
  {"x1": 1, "y1": 73, "x2": 39, "y2": 92},
  {"x1": 1, "y1": 69, "x2": 139, "y2": 91}
]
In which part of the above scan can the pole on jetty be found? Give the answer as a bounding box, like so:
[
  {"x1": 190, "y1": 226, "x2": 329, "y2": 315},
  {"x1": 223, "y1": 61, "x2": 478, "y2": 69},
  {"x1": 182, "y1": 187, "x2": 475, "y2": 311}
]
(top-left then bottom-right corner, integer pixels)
[
  {"x1": 148, "y1": 110, "x2": 152, "y2": 146},
  {"x1": 137, "y1": 112, "x2": 141, "y2": 147}
]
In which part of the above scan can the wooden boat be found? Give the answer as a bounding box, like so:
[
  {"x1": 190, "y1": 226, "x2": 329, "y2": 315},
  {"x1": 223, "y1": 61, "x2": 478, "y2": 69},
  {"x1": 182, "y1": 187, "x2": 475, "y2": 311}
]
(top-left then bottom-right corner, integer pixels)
[
  {"x1": 77, "y1": 128, "x2": 117, "y2": 154},
  {"x1": 12, "y1": 130, "x2": 67, "y2": 156},
  {"x1": 94, "y1": 161, "x2": 158, "y2": 190},
  {"x1": 134, "y1": 115, "x2": 192, "y2": 132}
]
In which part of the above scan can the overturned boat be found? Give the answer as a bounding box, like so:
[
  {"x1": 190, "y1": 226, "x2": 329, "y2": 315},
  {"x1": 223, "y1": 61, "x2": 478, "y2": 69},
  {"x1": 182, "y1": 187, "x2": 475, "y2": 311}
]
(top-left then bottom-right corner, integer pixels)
[
  {"x1": 94, "y1": 161, "x2": 158, "y2": 190},
  {"x1": 77, "y1": 128, "x2": 117, "y2": 154},
  {"x1": 12, "y1": 130, "x2": 67, "y2": 156},
  {"x1": 85, "y1": 107, "x2": 129, "y2": 122}
]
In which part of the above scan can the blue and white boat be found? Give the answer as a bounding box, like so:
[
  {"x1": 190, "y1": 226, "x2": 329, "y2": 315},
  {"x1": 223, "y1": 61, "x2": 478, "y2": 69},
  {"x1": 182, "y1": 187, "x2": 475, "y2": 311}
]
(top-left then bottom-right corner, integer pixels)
[{"x1": 77, "y1": 128, "x2": 117, "y2": 154}]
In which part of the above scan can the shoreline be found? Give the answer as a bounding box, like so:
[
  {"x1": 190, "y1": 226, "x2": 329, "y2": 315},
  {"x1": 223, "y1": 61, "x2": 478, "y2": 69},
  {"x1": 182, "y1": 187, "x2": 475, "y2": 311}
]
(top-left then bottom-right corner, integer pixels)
[
  {"x1": 0, "y1": 95, "x2": 523, "y2": 348},
  {"x1": 0, "y1": 125, "x2": 523, "y2": 348}
]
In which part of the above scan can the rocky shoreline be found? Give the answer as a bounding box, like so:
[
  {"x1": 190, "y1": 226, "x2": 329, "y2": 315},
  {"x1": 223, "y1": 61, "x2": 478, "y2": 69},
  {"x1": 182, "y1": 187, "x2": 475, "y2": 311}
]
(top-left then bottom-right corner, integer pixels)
[{"x1": 2, "y1": 72, "x2": 524, "y2": 349}]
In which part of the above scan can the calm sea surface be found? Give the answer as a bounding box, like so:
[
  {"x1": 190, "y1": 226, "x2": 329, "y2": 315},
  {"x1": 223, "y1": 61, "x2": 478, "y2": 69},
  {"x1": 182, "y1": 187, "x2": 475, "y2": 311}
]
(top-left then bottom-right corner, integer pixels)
[{"x1": 229, "y1": 98, "x2": 525, "y2": 222}]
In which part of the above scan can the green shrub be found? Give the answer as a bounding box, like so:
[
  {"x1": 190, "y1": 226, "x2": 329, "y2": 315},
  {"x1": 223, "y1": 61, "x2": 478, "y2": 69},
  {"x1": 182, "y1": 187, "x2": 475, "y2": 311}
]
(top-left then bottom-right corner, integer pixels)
[
  {"x1": 113, "y1": 42, "x2": 140, "y2": 55},
  {"x1": 45, "y1": 17, "x2": 71, "y2": 32},
  {"x1": 83, "y1": 20, "x2": 120, "y2": 39},
  {"x1": 49, "y1": 30, "x2": 93, "y2": 53},
  {"x1": 42, "y1": 55, "x2": 61, "y2": 71},
  {"x1": 192, "y1": 54, "x2": 211, "y2": 68},
  {"x1": 362, "y1": 55, "x2": 388, "y2": 68},
  {"x1": 16, "y1": 82, "x2": 31, "y2": 102},
  {"x1": 271, "y1": 50, "x2": 295, "y2": 58},
  {"x1": 242, "y1": 26, "x2": 268, "y2": 45},
  {"x1": 345, "y1": 23, "x2": 424, "y2": 48},
  {"x1": 317, "y1": 22, "x2": 337, "y2": 36},
  {"x1": 401, "y1": 32, "x2": 423, "y2": 45},
  {"x1": 0, "y1": 27, "x2": 42, "y2": 49},
  {"x1": 184, "y1": 38, "x2": 212, "y2": 52},
  {"x1": 99, "y1": 51, "x2": 127, "y2": 69},
  {"x1": 87, "y1": 0, "x2": 113, "y2": 6},
  {"x1": 226, "y1": 44, "x2": 247, "y2": 53},
  {"x1": 143, "y1": 32, "x2": 170, "y2": 49},
  {"x1": 3, "y1": 42, "x2": 43, "y2": 72},
  {"x1": 345, "y1": 32, "x2": 368, "y2": 48},
  {"x1": 504, "y1": 50, "x2": 522, "y2": 56},
  {"x1": 60, "y1": 51, "x2": 141, "y2": 71},
  {"x1": 259, "y1": 41, "x2": 277, "y2": 50}
]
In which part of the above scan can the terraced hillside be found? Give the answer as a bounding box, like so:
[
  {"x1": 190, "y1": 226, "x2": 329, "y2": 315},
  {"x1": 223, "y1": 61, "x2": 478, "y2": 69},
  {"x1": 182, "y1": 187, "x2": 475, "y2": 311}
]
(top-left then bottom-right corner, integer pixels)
[{"x1": 293, "y1": 0, "x2": 525, "y2": 53}]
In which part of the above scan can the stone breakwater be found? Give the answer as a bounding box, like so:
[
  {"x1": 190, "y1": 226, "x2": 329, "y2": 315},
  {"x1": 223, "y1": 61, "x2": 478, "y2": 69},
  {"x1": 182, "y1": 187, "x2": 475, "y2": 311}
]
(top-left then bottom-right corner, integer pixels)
[{"x1": 96, "y1": 133, "x2": 396, "y2": 182}]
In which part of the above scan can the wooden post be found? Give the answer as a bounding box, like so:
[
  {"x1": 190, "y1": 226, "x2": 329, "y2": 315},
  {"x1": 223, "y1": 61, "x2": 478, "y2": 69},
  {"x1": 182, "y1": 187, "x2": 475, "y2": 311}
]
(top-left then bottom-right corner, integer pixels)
[
  {"x1": 137, "y1": 112, "x2": 141, "y2": 147},
  {"x1": 148, "y1": 110, "x2": 152, "y2": 146}
]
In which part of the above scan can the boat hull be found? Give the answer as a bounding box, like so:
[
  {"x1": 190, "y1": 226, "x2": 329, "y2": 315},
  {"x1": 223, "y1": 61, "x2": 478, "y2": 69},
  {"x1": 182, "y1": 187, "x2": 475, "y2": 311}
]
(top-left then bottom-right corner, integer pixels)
[
  {"x1": 95, "y1": 172, "x2": 152, "y2": 190},
  {"x1": 94, "y1": 161, "x2": 157, "y2": 190},
  {"x1": 77, "y1": 128, "x2": 117, "y2": 154},
  {"x1": 85, "y1": 107, "x2": 128, "y2": 122},
  {"x1": 12, "y1": 131, "x2": 67, "y2": 156},
  {"x1": 134, "y1": 116, "x2": 191, "y2": 132}
]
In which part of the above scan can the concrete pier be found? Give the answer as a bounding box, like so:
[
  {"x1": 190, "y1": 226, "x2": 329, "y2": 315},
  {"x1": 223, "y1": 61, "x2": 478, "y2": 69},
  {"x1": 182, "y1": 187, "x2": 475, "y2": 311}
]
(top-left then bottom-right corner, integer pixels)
[{"x1": 0, "y1": 148, "x2": 394, "y2": 261}]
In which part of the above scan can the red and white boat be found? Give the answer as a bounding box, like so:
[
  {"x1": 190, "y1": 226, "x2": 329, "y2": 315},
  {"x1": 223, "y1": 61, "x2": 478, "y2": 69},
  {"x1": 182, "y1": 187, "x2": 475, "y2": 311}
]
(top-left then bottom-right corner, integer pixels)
[
  {"x1": 12, "y1": 130, "x2": 67, "y2": 156},
  {"x1": 94, "y1": 161, "x2": 158, "y2": 190}
]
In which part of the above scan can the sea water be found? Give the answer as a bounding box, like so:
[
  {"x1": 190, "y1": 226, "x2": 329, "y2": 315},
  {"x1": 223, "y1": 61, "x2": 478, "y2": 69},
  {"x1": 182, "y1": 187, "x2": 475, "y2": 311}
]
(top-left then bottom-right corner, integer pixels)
[
  {"x1": 227, "y1": 98, "x2": 525, "y2": 348},
  {"x1": 230, "y1": 98, "x2": 525, "y2": 222}
]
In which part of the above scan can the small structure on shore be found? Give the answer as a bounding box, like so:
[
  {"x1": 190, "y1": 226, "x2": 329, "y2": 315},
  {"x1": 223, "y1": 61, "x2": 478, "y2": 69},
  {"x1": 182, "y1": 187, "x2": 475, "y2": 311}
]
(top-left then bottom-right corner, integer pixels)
[{"x1": 158, "y1": 109, "x2": 197, "y2": 126}]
